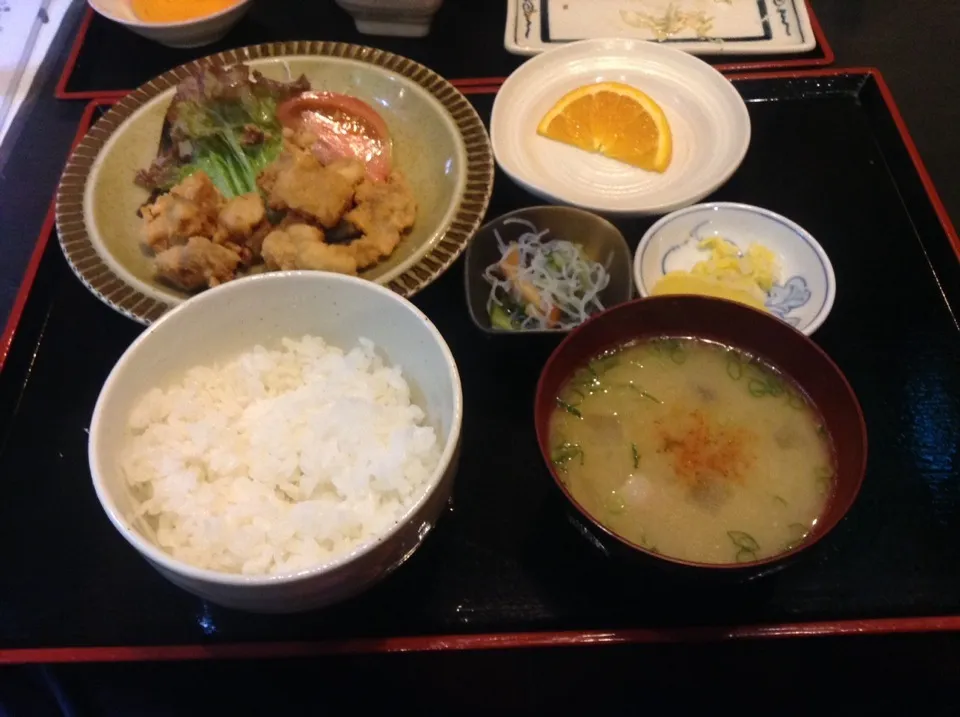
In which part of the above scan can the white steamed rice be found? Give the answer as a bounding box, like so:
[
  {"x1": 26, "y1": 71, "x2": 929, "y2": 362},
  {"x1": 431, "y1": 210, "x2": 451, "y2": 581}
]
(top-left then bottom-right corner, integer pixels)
[{"x1": 121, "y1": 335, "x2": 440, "y2": 576}]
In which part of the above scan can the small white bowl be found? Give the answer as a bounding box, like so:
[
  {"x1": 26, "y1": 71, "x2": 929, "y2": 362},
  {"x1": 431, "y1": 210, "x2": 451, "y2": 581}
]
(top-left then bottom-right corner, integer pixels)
[
  {"x1": 634, "y1": 202, "x2": 836, "y2": 335},
  {"x1": 89, "y1": 272, "x2": 463, "y2": 613},
  {"x1": 334, "y1": 0, "x2": 445, "y2": 37},
  {"x1": 491, "y1": 38, "x2": 750, "y2": 217},
  {"x1": 88, "y1": 0, "x2": 252, "y2": 48}
]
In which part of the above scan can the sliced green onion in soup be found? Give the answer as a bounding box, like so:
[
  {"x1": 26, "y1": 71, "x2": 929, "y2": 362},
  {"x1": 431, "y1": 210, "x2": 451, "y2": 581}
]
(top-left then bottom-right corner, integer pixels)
[{"x1": 727, "y1": 530, "x2": 760, "y2": 553}]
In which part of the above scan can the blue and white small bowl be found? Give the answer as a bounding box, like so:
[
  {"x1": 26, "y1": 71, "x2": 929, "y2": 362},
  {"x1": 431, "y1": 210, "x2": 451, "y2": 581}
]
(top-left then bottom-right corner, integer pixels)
[{"x1": 633, "y1": 203, "x2": 836, "y2": 336}]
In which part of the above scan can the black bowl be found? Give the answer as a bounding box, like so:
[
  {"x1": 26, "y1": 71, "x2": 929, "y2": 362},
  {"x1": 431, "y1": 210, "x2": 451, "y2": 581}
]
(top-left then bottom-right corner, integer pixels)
[{"x1": 464, "y1": 206, "x2": 634, "y2": 335}]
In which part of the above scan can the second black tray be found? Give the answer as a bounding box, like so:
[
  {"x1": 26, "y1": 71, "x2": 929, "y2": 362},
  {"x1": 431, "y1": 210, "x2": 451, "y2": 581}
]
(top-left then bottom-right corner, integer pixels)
[{"x1": 57, "y1": 0, "x2": 834, "y2": 99}]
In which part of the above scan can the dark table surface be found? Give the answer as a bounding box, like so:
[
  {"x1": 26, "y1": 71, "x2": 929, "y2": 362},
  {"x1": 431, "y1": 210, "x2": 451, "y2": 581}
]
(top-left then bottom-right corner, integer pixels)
[{"x1": 2, "y1": 0, "x2": 960, "y2": 712}]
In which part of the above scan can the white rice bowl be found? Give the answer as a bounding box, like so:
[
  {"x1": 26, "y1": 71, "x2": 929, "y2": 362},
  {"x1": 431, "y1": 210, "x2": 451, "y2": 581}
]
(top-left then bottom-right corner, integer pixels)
[
  {"x1": 90, "y1": 271, "x2": 461, "y2": 612},
  {"x1": 122, "y1": 335, "x2": 441, "y2": 576}
]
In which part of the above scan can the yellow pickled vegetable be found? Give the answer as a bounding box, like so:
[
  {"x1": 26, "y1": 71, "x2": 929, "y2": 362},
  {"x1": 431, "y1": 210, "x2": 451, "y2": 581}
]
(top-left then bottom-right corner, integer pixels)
[{"x1": 651, "y1": 237, "x2": 780, "y2": 311}]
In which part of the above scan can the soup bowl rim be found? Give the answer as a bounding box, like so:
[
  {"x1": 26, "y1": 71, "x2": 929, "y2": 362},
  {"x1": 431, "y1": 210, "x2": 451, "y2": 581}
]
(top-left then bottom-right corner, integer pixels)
[{"x1": 533, "y1": 293, "x2": 868, "y2": 571}]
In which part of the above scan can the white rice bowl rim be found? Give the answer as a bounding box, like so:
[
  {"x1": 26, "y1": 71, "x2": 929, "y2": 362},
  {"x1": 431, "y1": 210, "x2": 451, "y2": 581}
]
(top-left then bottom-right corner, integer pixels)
[{"x1": 89, "y1": 271, "x2": 464, "y2": 586}]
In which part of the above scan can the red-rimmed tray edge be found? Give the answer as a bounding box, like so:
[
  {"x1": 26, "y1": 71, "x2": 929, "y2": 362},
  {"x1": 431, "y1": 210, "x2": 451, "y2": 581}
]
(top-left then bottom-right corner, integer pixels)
[
  {"x1": 0, "y1": 98, "x2": 99, "y2": 374},
  {"x1": 53, "y1": 1, "x2": 835, "y2": 100},
  {"x1": 3, "y1": 68, "x2": 959, "y2": 665},
  {"x1": 1, "y1": 615, "x2": 959, "y2": 665}
]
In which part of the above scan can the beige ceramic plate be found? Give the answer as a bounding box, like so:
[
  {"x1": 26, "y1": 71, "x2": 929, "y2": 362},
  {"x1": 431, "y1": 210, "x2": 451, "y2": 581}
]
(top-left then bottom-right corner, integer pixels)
[{"x1": 56, "y1": 42, "x2": 494, "y2": 324}]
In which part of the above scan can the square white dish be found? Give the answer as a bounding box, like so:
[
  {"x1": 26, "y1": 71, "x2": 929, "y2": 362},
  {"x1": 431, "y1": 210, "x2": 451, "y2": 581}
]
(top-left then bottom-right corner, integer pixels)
[{"x1": 505, "y1": 0, "x2": 817, "y2": 57}]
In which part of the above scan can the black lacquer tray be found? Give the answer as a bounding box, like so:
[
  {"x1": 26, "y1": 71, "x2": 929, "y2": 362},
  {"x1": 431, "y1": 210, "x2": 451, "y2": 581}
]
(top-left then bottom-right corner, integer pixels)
[
  {"x1": 56, "y1": 0, "x2": 834, "y2": 100},
  {"x1": 2, "y1": 69, "x2": 959, "y2": 664}
]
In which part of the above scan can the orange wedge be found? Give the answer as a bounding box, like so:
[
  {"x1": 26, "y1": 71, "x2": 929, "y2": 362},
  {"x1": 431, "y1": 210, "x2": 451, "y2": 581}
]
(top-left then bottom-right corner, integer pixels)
[{"x1": 536, "y1": 82, "x2": 673, "y2": 172}]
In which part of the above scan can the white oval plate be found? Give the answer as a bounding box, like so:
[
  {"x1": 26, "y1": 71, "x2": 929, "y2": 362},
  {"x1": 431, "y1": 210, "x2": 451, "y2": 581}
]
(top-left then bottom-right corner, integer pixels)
[{"x1": 491, "y1": 38, "x2": 751, "y2": 217}]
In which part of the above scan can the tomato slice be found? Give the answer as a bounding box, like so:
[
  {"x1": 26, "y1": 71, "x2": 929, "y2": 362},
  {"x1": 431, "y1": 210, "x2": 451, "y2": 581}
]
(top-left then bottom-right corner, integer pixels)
[{"x1": 276, "y1": 92, "x2": 392, "y2": 181}]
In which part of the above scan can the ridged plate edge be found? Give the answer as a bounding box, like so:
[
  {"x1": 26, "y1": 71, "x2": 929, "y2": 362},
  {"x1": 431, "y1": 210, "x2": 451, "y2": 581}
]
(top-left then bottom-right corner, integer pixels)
[{"x1": 55, "y1": 41, "x2": 495, "y2": 325}]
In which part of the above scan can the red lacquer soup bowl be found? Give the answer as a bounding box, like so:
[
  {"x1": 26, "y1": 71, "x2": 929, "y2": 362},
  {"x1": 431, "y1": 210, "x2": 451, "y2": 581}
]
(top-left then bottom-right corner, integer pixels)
[{"x1": 534, "y1": 295, "x2": 868, "y2": 580}]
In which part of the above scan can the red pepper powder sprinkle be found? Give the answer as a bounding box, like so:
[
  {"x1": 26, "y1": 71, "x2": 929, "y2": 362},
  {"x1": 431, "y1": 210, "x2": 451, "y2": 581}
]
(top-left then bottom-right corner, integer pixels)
[{"x1": 655, "y1": 409, "x2": 755, "y2": 485}]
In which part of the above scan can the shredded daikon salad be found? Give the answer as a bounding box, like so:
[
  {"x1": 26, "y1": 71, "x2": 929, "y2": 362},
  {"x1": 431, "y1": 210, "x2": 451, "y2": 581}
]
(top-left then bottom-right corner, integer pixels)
[{"x1": 482, "y1": 218, "x2": 611, "y2": 331}]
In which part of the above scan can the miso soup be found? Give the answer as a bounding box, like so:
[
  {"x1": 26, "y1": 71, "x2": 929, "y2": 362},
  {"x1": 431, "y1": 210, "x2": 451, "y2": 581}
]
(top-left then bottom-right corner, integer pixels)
[{"x1": 548, "y1": 337, "x2": 835, "y2": 564}]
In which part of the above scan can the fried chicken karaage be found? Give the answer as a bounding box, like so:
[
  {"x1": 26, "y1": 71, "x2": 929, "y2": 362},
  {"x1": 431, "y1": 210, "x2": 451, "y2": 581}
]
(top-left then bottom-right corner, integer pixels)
[{"x1": 138, "y1": 141, "x2": 417, "y2": 291}]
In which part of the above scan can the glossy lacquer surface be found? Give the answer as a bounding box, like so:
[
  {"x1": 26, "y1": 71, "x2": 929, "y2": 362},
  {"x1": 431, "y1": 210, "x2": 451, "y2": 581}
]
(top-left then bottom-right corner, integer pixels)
[
  {"x1": 61, "y1": 0, "x2": 830, "y2": 97},
  {"x1": 0, "y1": 74, "x2": 958, "y2": 651}
]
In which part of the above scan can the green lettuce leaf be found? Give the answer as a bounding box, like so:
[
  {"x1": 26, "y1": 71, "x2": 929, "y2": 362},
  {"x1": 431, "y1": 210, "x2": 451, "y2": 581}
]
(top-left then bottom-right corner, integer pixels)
[{"x1": 136, "y1": 64, "x2": 309, "y2": 198}]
